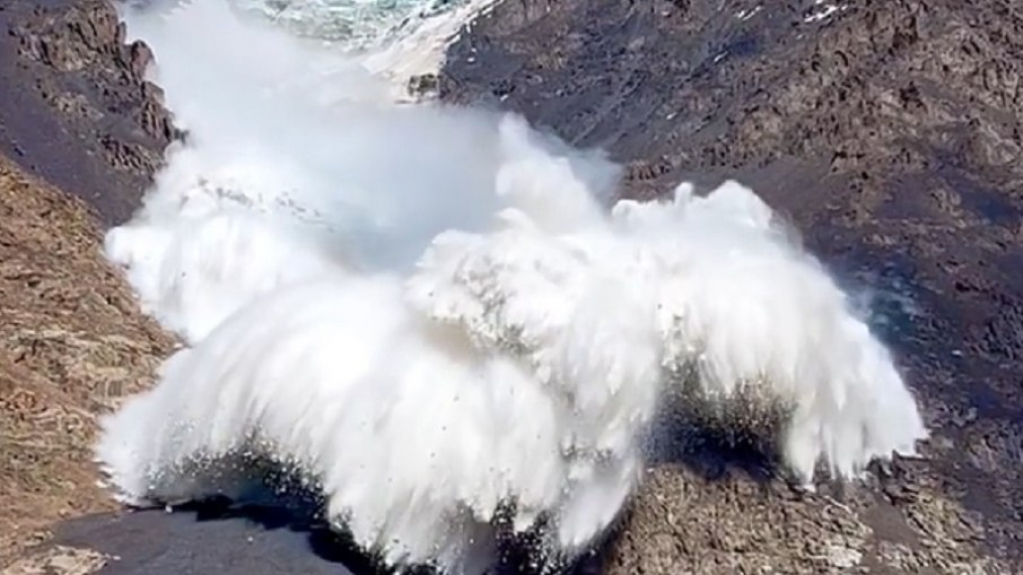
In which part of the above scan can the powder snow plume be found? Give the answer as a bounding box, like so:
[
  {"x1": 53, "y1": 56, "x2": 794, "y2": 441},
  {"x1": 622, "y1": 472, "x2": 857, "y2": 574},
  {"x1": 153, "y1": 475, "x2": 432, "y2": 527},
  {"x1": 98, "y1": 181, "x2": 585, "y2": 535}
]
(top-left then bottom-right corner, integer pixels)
[{"x1": 96, "y1": 1, "x2": 928, "y2": 573}]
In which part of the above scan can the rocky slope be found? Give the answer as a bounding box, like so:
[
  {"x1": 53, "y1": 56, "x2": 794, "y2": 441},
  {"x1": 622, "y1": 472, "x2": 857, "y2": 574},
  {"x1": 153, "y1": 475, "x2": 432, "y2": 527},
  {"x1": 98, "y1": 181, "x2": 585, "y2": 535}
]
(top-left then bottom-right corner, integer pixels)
[
  {"x1": 441, "y1": 0, "x2": 1023, "y2": 572},
  {"x1": 0, "y1": 154, "x2": 173, "y2": 564},
  {"x1": 0, "y1": 0, "x2": 175, "y2": 566},
  {"x1": 0, "y1": 0, "x2": 175, "y2": 226}
]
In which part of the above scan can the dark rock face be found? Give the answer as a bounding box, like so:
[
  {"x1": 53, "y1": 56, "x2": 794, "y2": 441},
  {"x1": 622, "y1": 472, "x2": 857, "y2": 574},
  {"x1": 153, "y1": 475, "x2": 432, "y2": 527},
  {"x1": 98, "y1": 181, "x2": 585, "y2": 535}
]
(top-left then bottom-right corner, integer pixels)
[
  {"x1": 0, "y1": 0, "x2": 175, "y2": 225},
  {"x1": 442, "y1": 0, "x2": 1023, "y2": 572}
]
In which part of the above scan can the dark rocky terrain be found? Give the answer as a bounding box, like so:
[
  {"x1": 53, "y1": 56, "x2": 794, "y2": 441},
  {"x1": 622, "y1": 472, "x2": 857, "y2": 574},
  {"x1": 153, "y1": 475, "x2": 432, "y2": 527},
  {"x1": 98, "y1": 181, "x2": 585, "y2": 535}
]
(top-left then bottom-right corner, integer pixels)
[
  {"x1": 442, "y1": 0, "x2": 1023, "y2": 572},
  {"x1": 0, "y1": 0, "x2": 174, "y2": 225},
  {"x1": 1, "y1": 0, "x2": 1021, "y2": 573}
]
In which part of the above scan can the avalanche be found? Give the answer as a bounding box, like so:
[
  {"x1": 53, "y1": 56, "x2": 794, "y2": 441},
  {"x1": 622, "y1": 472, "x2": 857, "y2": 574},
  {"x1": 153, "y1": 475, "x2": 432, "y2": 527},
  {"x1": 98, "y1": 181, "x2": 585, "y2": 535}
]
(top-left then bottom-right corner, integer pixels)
[{"x1": 95, "y1": 2, "x2": 927, "y2": 573}]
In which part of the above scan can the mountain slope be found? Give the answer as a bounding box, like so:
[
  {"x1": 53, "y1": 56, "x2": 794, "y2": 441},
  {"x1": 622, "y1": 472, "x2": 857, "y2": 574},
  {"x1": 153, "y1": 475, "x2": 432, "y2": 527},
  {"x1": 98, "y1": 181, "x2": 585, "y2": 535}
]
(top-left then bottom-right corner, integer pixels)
[
  {"x1": 441, "y1": 0, "x2": 1023, "y2": 572},
  {"x1": 0, "y1": 0, "x2": 1020, "y2": 572},
  {"x1": 0, "y1": 153, "x2": 173, "y2": 563}
]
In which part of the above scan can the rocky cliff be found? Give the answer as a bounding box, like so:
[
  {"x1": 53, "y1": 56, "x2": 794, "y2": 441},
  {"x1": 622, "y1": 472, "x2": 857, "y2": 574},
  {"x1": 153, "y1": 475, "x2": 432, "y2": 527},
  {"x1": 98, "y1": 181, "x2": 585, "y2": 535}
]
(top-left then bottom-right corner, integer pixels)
[
  {"x1": 442, "y1": 0, "x2": 1023, "y2": 572},
  {"x1": 0, "y1": 0, "x2": 175, "y2": 225}
]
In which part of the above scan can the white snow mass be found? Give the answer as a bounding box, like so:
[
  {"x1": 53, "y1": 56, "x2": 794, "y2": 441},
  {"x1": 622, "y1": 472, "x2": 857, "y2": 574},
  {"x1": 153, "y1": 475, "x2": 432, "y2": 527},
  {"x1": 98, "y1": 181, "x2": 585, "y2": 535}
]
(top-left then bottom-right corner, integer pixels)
[{"x1": 96, "y1": 1, "x2": 928, "y2": 573}]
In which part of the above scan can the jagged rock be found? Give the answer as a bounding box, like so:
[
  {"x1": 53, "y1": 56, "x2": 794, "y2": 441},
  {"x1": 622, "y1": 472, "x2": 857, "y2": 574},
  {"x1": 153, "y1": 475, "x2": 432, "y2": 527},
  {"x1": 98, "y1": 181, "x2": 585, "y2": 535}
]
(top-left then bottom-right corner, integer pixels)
[
  {"x1": 0, "y1": 0, "x2": 175, "y2": 224},
  {"x1": 0, "y1": 2, "x2": 179, "y2": 563}
]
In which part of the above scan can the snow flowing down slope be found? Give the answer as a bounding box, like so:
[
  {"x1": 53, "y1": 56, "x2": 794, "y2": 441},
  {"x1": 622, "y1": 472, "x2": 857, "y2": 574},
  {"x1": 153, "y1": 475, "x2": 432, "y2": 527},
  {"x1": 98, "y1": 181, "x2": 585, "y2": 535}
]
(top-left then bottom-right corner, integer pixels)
[{"x1": 96, "y1": 1, "x2": 928, "y2": 573}]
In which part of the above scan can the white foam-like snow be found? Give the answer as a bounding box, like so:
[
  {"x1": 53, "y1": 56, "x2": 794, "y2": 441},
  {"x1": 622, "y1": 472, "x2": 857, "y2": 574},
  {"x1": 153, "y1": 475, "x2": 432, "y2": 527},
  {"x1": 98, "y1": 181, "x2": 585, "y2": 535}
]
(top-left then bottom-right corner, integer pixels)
[
  {"x1": 96, "y1": 1, "x2": 927, "y2": 573},
  {"x1": 233, "y1": 0, "x2": 502, "y2": 96}
]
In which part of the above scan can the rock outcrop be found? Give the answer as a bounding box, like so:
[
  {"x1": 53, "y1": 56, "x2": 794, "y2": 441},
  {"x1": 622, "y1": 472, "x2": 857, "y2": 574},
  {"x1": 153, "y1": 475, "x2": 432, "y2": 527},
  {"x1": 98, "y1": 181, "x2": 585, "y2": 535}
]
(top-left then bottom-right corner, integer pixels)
[
  {"x1": 0, "y1": 0, "x2": 175, "y2": 225},
  {"x1": 442, "y1": 0, "x2": 1023, "y2": 572}
]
